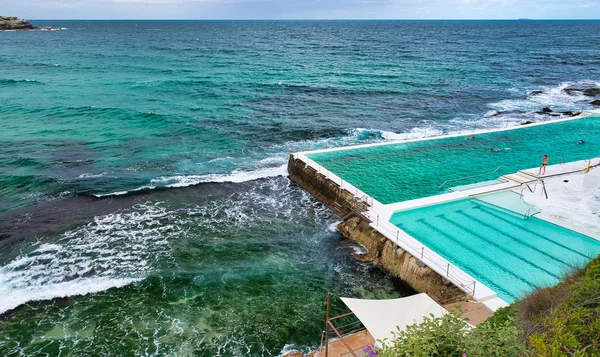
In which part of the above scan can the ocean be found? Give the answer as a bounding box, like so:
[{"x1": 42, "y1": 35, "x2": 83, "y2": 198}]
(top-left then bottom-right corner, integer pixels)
[{"x1": 1, "y1": 20, "x2": 599, "y2": 356}]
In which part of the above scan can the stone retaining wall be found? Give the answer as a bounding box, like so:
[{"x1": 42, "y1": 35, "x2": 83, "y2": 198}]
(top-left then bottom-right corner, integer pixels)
[{"x1": 288, "y1": 154, "x2": 465, "y2": 303}]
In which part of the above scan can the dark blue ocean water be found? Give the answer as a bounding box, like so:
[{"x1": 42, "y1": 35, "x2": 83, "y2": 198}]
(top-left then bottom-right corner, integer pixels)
[{"x1": 1, "y1": 20, "x2": 599, "y2": 356}]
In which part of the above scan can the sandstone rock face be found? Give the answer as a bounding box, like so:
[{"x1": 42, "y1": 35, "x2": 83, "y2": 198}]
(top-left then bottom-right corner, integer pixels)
[
  {"x1": 337, "y1": 216, "x2": 383, "y2": 263},
  {"x1": 287, "y1": 155, "x2": 357, "y2": 217},
  {"x1": 0, "y1": 16, "x2": 38, "y2": 30},
  {"x1": 288, "y1": 154, "x2": 466, "y2": 304},
  {"x1": 338, "y1": 218, "x2": 466, "y2": 303}
]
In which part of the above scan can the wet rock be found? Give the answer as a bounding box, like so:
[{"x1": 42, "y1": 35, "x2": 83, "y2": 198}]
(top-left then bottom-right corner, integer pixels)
[
  {"x1": 563, "y1": 84, "x2": 600, "y2": 97},
  {"x1": 529, "y1": 90, "x2": 543, "y2": 96},
  {"x1": 521, "y1": 120, "x2": 534, "y2": 125},
  {"x1": 583, "y1": 88, "x2": 600, "y2": 97},
  {"x1": 491, "y1": 110, "x2": 525, "y2": 117},
  {"x1": 535, "y1": 107, "x2": 553, "y2": 115},
  {"x1": 0, "y1": 16, "x2": 38, "y2": 30},
  {"x1": 590, "y1": 100, "x2": 600, "y2": 106},
  {"x1": 560, "y1": 111, "x2": 574, "y2": 116}
]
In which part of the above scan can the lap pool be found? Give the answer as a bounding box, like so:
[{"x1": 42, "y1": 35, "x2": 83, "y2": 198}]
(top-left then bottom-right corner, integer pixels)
[
  {"x1": 308, "y1": 115, "x2": 600, "y2": 204},
  {"x1": 390, "y1": 196, "x2": 600, "y2": 303}
]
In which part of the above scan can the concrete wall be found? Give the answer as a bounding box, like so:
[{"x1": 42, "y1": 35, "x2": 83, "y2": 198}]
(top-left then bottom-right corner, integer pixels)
[
  {"x1": 338, "y1": 217, "x2": 465, "y2": 302},
  {"x1": 288, "y1": 154, "x2": 357, "y2": 217},
  {"x1": 288, "y1": 154, "x2": 465, "y2": 303}
]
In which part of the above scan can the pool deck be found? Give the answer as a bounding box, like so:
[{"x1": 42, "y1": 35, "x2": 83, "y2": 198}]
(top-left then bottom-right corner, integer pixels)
[{"x1": 291, "y1": 113, "x2": 600, "y2": 311}]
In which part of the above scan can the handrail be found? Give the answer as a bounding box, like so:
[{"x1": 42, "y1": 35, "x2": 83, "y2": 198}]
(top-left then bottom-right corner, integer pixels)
[
  {"x1": 296, "y1": 152, "x2": 479, "y2": 297},
  {"x1": 438, "y1": 165, "x2": 504, "y2": 190},
  {"x1": 349, "y1": 206, "x2": 477, "y2": 297},
  {"x1": 519, "y1": 178, "x2": 548, "y2": 200}
]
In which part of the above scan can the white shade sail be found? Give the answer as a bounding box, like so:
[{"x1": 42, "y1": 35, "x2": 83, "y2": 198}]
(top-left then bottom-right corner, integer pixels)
[{"x1": 340, "y1": 293, "x2": 447, "y2": 345}]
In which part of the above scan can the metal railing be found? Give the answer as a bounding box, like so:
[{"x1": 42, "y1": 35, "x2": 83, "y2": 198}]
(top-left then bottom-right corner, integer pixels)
[
  {"x1": 293, "y1": 153, "x2": 479, "y2": 297},
  {"x1": 438, "y1": 165, "x2": 504, "y2": 190},
  {"x1": 293, "y1": 153, "x2": 378, "y2": 209},
  {"x1": 520, "y1": 178, "x2": 548, "y2": 200},
  {"x1": 357, "y1": 208, "x2": 478, "y2": 297}
]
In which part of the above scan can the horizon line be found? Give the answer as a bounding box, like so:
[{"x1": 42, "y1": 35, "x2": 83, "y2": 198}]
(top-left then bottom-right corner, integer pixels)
[{"x1": 28, "y1": 18, "x2": 600, "y2": 21}]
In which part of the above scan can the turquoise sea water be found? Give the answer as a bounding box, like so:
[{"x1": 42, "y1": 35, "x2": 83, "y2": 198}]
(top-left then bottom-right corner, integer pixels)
[
  {"x1": 1, "y1": 20, "x2": 600, "y2": 356},
  {"x1": 390, "y1": 197, "x2": 600, "y2": 303},
  {"x1": 309, "y1": 115, "x2": 600, "y2": 204}
]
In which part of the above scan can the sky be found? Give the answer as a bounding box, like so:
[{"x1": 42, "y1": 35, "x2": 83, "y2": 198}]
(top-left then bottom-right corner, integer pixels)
[{"x1": 1, "y1": 0, "x2": 599, "y2": 20}]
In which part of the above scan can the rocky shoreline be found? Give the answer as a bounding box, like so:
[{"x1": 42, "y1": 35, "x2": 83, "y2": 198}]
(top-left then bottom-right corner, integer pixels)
[{"x1": 0, "y1": 16, "x2": 58, "y2": 31}]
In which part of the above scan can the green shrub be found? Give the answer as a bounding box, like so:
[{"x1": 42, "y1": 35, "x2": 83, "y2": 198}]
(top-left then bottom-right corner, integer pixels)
[
  {"x1": 377, "y1": 309, "x2": 525, "y2": 357},
  {"x1": 481, "y1": 305, "x2": 517, "y2": 328},
  {"x1": 463, "y1": 315, "x2": 526, "y2": 357},
  {"x1": 376, "y1": 256, "x2": 600, "y2": 357},
  {"x1": 527, "y1": 257, "x2": 600, "y2": 357}
]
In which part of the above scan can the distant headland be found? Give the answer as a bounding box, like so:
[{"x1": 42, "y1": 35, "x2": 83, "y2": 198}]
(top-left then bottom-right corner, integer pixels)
[
  {"x1": 0, "y1": 16, "x2": 38, "y2": 30},
  {"x1": 0, "y1": 16, "x2": 59, "y2": 31}
]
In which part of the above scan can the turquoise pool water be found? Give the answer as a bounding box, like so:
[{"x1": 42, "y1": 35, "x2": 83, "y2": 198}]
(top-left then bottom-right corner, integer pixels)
[
  {"x1": 390, "y1": 198, "x2": 600, "y2": 302},
  {"x1": 308, "y1": 116, "x2": 600, "y2": 204}
]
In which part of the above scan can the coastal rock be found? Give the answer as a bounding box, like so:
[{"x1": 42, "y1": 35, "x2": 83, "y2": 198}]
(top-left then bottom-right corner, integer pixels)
[
  {"x1": 563, "y1": 84, "x2": 600, "y2": 97},
  {"x1": 521, "y1": 120, "x2": 534, "y2": 125},
  {"x1": 282, "y1": 350, "x2": 303, "y2": 357},
  {"x1": 0, "y1": 16, "x2": 38, "y2": 30},
  {"x1": 338, "y1": 217, "x2": 466, "y2": 303},
  {"x1": 535, "y1": 107, "x2": 553, "y2": 115},
  {"x1": 490, "y1": 109, "x2": 525, "y2": 117},
  {"x1": 529, "y1": 90, "x2": 543, "y2": 96},
  {"x1": 583, "y1": 88, "x2": 600, "y2": 97},
  {"x1": 590, "y1": 100, "x2": 600, "y2": 106},
  {"x1": 560, "y1": 111, "x2": 576, "y2": 116}
]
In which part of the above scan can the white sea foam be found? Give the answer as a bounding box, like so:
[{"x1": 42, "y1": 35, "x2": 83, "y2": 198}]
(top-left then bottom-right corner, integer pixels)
[
  {"x1": 489, "y1": 82, "x2": 594, "y2": 113},
  {"x1": 152, "y1": 164, "x2": 288, "y2": 188},
  {"x1": 77, "y1": 172, "x2": 107, "y2": 179},
  {"x1": 0, "y1": 203, "x2": 178, "y2": 314},
  {"x1": 95, "y1": 164, "x2": 288, "y2": 197},
  {"x1": 259, "y1": 156, "x2": 287, "y2": 165},
  {"x1": 0, "y1": 277, "x2": 139, "y2": 316},
  {"x1": 207, "y1": 156, "x2": 234, "y2": 164},
  {"x1": 351, "y1": 243, "x2": 368, "y2": 255},
  {"x1": 277, "y1": 344, "x2": 310, "y2": 357},
  {"x1": 328, "y1": 221, "x2": 341, "y2": 232},
  {"x1": 461, "y1": 80, "x2": 600, "y2": 130}
]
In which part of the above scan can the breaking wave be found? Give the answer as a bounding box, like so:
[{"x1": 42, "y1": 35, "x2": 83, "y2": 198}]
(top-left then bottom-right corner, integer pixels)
[{"x1": 0, "y1": 202, "x2": 179, "y2": 314}]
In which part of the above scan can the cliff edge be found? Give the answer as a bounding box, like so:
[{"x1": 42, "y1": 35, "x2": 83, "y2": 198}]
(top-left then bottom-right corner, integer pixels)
[{"x1": 0, "y1": 16, "x2": 39, "y2": 30}]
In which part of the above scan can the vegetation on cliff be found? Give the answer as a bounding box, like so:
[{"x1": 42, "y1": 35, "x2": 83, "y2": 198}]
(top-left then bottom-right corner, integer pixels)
[
  {"x1": 0, "y1": 16, "x2": 38, "y2": 30},
  {"x1": 377, "y1": 255, "x2": 600, "y2": 356}
]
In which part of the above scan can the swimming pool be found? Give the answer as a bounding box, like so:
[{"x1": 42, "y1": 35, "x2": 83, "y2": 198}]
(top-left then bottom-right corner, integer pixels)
[
  {"x1": 389, "y1": 197, "x2": 600, "y2": 302},
  {"x1": 308, "y1": 116, "x2": 600, "y2": 204}
]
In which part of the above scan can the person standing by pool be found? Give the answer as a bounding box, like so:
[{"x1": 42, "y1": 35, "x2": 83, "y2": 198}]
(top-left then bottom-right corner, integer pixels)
[{"x1": 538, "y1": 155, "x2": 549, "y2": 175}]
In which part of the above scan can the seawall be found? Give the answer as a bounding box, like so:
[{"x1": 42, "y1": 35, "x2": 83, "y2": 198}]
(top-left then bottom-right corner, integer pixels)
[{"x1": 287, "y1": 154, "x2": 465, "y2": 303}]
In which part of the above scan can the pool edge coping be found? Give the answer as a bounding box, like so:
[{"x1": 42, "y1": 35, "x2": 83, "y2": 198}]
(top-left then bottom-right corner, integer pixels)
[
  {"x1": 300, "y1": 110, "x2": 600, "y2": 157},
  {"x1": 291, "y1": 113, "x2": 600, "y2": 311}
]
